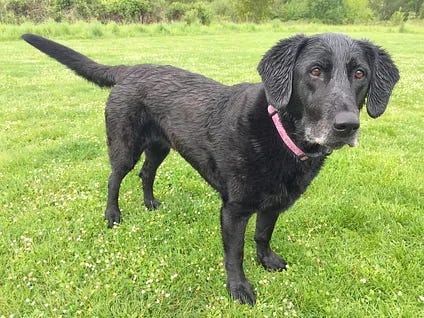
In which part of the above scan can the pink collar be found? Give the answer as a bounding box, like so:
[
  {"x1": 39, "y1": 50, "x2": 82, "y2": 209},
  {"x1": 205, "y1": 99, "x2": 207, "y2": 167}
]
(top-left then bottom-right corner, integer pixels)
[{"x1": 268, "y1": 105, "x2": 309, "y2": 161}]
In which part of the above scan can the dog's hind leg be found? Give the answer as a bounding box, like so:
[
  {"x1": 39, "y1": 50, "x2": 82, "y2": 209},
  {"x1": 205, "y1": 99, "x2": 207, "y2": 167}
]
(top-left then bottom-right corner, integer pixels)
[
  {"x1": 104, "y1": 94, "x2": 145, "y2": 227},
  {"x1": 105, "y1": 143, "x2": 144, "y2": 227},
  {"x1": 105, "y1": 166, "x2": 132, "y2": 228},
  {"x1": 139, "y1": 143, "x2": 170, "y2": 210}
]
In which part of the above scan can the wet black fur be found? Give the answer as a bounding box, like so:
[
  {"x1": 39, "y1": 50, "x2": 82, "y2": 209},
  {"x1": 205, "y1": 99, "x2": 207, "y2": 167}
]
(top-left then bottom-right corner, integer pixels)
[{"x1": 22, "y1": 33, "x2": 399, "y2": 305}]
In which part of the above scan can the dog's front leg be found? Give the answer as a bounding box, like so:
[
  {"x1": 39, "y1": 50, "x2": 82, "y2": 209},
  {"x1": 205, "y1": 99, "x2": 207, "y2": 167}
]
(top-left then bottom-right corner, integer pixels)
[
  {"x1": 220, "y1": 203, "x2": 255, "y2": 305},
  {"x1": 255, "y1": 209, "x2": 287, "y2": 271}
]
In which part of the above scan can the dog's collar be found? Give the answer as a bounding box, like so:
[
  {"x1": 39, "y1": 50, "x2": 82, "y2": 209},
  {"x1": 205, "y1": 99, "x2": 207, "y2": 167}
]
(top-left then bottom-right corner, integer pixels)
[{"x1": 268, "y1": 105, "x2": 331, "y2": 161}]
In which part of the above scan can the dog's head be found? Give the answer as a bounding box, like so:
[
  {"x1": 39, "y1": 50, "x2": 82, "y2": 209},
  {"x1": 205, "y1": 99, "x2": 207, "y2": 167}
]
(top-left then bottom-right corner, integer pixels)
[{"x1": 258, "y1": 33, "x2": 399, "y2": 150}]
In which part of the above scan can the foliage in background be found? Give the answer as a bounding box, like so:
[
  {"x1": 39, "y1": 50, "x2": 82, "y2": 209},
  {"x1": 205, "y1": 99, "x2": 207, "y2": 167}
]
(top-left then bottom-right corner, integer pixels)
[
  {"x1": 369, "y1": 0, "x2": 423, "y2": 20},
  {"x1": 0, "y1": 0, "x2": 423, "y2": 24},
  {"x1": 234, "y1": 0, "x2": 274, "y2": 22}
]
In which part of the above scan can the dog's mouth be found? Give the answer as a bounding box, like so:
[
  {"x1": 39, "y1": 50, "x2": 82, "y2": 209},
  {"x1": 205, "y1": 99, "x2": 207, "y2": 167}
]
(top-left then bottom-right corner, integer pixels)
[
  {"x1": 321, "y1": 137, "x2": 358, "y2": 150},
  {"x1": 305, "y1": 127, "x2": 359, "y2": 151},
  {"x1": 306, "y1": 135, "x2": 358, "y2": 153},
  {"x1": 302, "y1": 114, "x2": 360, "y2": 151}
]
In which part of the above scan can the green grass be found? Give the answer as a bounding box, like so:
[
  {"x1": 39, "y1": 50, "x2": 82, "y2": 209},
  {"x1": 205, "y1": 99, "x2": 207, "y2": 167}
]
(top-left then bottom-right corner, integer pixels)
[
  {"x1": 1, "y1": 19, "x2": 424, "y2": 41},
  {"x1": 1, "y1": 24, "x2": 423, "y2": 317}
]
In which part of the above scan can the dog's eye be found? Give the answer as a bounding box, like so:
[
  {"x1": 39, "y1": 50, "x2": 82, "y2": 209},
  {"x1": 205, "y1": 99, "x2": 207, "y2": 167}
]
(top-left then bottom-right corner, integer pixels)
[
  {"x1": 310, "y1": 67, "x2": 321, "y2": 77},
  {"x1": 355, "y1": 69, "x2": 365, "y2": 79}
]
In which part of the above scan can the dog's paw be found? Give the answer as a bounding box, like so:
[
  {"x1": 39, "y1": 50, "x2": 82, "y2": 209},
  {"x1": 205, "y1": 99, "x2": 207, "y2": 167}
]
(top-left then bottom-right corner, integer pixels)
[
  {"x1": 104, "y1": 208, "x2": 121, "y2": 228},
  {"x1": 227, "y1": 280, "x2": 256, "y2": 306},
  {"x1": 258, "y1": 251, "x2": 287, "y2": 272},
  {"x1": 144, "y1": 199, "x2": 161, "y2": 210}
]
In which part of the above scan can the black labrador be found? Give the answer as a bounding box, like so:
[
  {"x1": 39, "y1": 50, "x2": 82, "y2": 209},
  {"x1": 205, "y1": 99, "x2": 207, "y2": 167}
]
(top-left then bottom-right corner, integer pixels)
[{"x1": 22, "y1": 33, "x2": 399, "y2": 305}]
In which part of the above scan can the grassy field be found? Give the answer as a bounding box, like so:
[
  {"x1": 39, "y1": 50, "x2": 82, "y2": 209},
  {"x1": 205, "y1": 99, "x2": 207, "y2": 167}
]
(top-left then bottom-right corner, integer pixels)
[{"x1": 0, "y1": 23, "x2": 423, "y2": 317}]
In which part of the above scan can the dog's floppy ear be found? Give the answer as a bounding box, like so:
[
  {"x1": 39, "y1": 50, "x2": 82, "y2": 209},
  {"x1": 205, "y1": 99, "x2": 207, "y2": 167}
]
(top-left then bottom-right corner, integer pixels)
[
  {"x1": 358, "y1": 40, "x2": 400, "y2": 118},
  {"x1": 257, "y1": 34, "x2": 307, "y2": 110}
]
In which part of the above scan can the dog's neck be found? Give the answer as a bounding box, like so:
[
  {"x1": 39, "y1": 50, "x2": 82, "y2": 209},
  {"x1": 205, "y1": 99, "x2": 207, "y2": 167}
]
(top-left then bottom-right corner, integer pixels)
[{"x1": 267, "y1": 105, "x2": 332, "y2": 161}]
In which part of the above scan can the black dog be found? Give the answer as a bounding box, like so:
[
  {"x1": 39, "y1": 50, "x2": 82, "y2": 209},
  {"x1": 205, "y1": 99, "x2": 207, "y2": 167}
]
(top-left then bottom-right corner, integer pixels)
[{"x1": 22, "y1": 33, "x2": 399, "y2": 305}]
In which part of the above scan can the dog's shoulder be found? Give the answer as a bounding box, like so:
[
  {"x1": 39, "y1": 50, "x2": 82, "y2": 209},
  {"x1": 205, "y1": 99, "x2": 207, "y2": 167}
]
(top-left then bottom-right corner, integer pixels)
[{"x1": 225, "y1": 83, "x2": 267, "y2": 113}]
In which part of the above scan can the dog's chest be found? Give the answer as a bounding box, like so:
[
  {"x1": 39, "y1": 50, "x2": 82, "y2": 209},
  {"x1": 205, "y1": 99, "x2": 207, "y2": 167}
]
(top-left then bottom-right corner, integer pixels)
[{"x1": 257, "y1": 159, "x2": 323, "y2": 212}]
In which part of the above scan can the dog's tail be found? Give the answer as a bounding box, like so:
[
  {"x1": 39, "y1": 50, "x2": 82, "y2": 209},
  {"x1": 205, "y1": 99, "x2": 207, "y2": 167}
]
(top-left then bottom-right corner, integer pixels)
[{"x1": 21, "y1": 34, "x2": 125, "y2": 87}]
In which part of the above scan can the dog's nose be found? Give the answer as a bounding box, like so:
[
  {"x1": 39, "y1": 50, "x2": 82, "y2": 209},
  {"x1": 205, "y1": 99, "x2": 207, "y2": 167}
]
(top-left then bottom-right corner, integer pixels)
[{"x1": 333, "y1": 112, "x2": 360, "y2": 133}]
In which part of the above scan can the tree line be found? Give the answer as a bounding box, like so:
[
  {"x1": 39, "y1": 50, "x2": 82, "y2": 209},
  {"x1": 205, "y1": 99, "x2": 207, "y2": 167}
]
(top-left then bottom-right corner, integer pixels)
[{"x1": 1, "y1": 0, "x2": 423, "y2": 25}]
